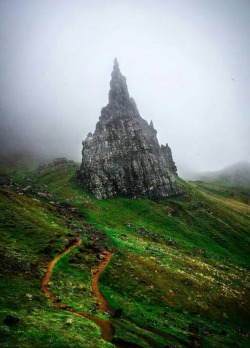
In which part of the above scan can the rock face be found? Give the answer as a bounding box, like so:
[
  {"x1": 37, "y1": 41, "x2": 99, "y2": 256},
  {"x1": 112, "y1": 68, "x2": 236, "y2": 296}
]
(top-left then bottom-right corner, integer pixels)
[{"x1": 78, "y1": 59, "x2": 180, "y2": 199}]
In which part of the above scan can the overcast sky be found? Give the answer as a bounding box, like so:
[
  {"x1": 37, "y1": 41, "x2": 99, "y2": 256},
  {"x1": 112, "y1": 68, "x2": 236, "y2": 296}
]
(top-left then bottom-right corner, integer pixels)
[{"x1": 0, "y1": 0, "x2": 250, "y2": 174}]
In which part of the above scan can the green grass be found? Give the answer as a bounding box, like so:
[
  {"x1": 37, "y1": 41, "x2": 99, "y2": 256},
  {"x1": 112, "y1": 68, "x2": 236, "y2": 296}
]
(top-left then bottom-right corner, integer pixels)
[
  {"x1": 0, "y1": 178, "x2": 114, "y2": 347},
  {"x1": 0, "y1": 161, "x2": 249, "y2": 347},
  {"x1": 50, "y1": 246, "x2": 98, "y2": 312}
]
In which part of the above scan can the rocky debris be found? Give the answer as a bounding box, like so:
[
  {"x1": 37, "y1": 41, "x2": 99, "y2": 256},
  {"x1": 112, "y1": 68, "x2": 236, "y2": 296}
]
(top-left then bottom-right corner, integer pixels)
[
  {"x1": 31, "y1": 198, "x2": 40, "y2": 202},
  {"x1": 37, "y1": 192, "x2": 48, "y2": 198},
  {"x1": 0, "y1": 175, "x2": 14, "y2": 187},
  {"x1": 84, "y1": 224, "x2": 115, "y2": 257},
  {"x1": 236, "y1": 327, "x2": 249, "y2": 338},
  {"x1": 197, "y1": 248, "x2": 205, "y2": 255},
  {"x1": 167, "y1": 239, "x2": 176, "y2": 247},
  {"x1": 138, "y1": 228, "x2": 149, "y2": 236},
  {"x1": 65, "y1": 318, "x2": 73, "y2": 325},
  {"x1": 26, "y1": 293, "x2": 32, "y2": 301},
  {"x1": 182, "y1": 279, "x2": 193, "y2": 286},
  {"x1": 78, "y1": 58, "x2": 181, "y2": 199},
  {"x1": 22, "y1": 186, "x2": 32, "y2": 193}
]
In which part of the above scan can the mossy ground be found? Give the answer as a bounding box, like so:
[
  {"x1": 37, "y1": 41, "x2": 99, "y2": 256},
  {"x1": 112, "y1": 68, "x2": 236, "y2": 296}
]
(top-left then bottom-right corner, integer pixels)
[{"x1": 0, "y1": 162, "x2": 249, "y2": 347}]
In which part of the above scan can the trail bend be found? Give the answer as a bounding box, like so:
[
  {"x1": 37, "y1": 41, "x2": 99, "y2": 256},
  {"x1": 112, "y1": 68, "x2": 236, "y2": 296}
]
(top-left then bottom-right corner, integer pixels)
[
  {"x1": 41, "y1": 237, "x2": 181, "y2": 347},
  {"x1": 41, "y1": 238, "x2": 114, "y2": 342}
]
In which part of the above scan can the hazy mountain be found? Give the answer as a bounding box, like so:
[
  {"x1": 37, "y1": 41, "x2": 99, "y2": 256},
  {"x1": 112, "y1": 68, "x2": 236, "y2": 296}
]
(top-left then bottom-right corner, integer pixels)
[{"x1": 197, "y1": 161, "x2": 250, "y2": 187}]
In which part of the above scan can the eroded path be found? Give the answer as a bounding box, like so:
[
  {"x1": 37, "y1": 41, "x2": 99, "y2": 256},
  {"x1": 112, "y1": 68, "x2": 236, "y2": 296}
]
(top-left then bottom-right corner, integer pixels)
[
  {"x1": 41, "y1": 238, "x2": 114, "y2": 342},
  {"x1": 92, "y1": 250, "x2": 114, "y2": 314},
  {"x1": 41, "y1": 237, "x2": 181, "y2": 347}
]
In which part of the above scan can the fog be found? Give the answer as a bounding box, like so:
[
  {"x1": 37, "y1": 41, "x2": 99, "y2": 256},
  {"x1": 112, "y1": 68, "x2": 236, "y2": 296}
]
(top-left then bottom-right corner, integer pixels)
[{"x1": 0, "y1": 0, "x2": 250, "y2": 176}]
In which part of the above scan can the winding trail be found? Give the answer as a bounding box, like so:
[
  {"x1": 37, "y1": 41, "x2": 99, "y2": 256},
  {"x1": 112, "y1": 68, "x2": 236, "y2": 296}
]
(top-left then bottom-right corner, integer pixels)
[
  {"x1": 92, "y1": 250, "x2": 114, "y2": 314},
  {"x1": 41, "y1": 239, "x2": 82, "y2": 299},
  {"x1": 41, "y1": 238, "x2": 114, "y2": 342},
  {"x1": 41, "y1": 238, "x2": 182, "y2": 347}
]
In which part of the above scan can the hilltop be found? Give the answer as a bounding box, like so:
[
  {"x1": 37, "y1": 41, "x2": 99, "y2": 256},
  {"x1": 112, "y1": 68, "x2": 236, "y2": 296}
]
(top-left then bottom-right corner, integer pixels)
[
  {"x1": 196, "y1": 162, "x2": 250, "y2": 188},
  {"x1": 0, "y1": 160, "x2": 249, "y2": 347}
]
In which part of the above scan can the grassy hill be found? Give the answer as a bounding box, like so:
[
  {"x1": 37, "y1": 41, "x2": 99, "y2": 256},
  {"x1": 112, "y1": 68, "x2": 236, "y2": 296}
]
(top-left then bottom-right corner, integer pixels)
[
  {"x1": 0, "y1": 161, "x2": 249, "y2": 347},
  {"x1": 197, "y1": 162, "x2": 250, "y2": 188}
]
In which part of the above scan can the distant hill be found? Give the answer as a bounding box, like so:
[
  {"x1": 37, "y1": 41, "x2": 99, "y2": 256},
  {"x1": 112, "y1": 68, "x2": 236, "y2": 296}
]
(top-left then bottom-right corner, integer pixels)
[{"x1": 197, "y1": 161, "x2": 250, "y2": 187}]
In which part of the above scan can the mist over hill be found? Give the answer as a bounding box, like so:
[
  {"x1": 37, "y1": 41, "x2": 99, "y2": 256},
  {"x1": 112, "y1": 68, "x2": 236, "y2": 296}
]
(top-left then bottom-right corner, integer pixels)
[
  {"x1": 1, "y1": 0, "x2": 250, "y2": 173},
  {"x1": 196, "y1": 161, "x2": 250, "y2": 187}
]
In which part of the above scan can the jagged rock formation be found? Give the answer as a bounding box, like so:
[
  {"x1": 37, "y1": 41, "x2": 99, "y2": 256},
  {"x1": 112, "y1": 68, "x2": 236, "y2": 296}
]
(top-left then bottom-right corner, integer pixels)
[{"x1": 78, "y1": 59, "x2": 180, "y2": 199}]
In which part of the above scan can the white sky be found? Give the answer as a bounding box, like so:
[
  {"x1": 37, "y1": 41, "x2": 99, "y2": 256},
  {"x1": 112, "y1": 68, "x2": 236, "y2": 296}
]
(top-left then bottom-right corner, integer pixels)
[{"x1": 0, "y1": 0, "x2": 250, "y2": 174}]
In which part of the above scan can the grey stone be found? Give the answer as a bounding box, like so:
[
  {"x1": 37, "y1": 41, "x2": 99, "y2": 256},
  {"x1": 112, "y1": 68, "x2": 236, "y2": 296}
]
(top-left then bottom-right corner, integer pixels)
[{"x1": 78, "y1": 59, "x2": 181, "y2": 199}]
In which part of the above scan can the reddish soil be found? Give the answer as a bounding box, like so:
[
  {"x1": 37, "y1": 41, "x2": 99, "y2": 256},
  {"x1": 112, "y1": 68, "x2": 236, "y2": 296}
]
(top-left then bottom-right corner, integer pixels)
[
  {"x1": 40, "y1": 237, "x2": 180, "y2": 347},
  {"x1": 40, "y1": 238, "x2": 114, "y2": 342},
  {"x1": 92, "y1": 250, "x2": 113, "y2": 314}
]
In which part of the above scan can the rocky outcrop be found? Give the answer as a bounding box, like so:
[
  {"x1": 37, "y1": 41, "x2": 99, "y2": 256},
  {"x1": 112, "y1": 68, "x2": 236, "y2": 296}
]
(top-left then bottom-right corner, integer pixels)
[{"x1": 78, "y1": 58, "x2": 181, "y2": 199}]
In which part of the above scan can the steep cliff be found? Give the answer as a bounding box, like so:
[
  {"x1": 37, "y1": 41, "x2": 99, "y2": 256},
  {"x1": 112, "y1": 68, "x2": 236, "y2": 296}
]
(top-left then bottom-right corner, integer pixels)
[{"x1": 78, "y1": 59, "x2": 180, "y2": 199}]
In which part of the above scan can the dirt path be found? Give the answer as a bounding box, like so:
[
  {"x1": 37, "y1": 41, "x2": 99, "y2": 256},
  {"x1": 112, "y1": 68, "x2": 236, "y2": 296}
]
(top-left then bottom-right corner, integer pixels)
[
  {"x1": 92, "y1": 250, "x2": 113, "y2": 314},
  {"x1": 41, "y1": 238, "x2": 82, "y2": 299},
  {"x1": 40, "y1": 238, "x2": 114, "y2": 342},
  {"x1": 41, "y1": 237, "x2": 181, "y2": 347}
]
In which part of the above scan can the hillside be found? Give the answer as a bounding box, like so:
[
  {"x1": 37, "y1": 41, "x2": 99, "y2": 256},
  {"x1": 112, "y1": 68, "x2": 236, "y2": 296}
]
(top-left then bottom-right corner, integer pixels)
[
  {"x1": 0, "y1": 160, "x2": 249, "y2": 348},
  {"x1": 197, "y1": 162, "x2": 250, "y2": 188}
]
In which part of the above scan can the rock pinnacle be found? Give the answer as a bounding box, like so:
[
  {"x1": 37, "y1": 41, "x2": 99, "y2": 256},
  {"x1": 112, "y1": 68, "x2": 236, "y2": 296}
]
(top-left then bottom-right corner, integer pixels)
[
  {"x1": 109, "y1": 58, "x2": 130, "y2": 104},
  {"x1": 78, "y1": 60, "x2": 180, "y2": 199}
]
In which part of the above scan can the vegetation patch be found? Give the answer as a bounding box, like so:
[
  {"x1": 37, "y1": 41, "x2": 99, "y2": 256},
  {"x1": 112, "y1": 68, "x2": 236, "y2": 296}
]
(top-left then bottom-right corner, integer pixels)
[{"x1": 0, "y1": 162, "x2": 249, "y2": 347}]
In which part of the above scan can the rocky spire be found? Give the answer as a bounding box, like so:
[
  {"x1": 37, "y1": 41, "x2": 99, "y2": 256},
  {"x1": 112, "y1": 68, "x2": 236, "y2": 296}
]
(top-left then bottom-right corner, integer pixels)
[
  {"x1": 109, "y1": 58, "x2": 130, "y2": 104},
  {"x1": 78, "y1": 60, "x2": 181, "y2": 199}
]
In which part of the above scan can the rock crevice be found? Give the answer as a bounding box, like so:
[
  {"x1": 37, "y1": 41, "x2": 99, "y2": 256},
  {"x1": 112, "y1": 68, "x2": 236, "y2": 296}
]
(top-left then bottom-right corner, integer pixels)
[{"x1": 78, "y1": 59, "x2": 180, "y2": 199}]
